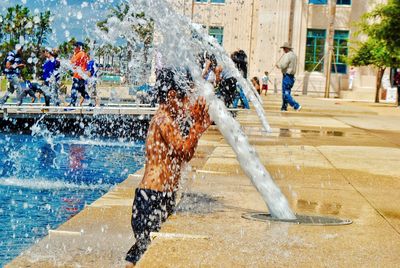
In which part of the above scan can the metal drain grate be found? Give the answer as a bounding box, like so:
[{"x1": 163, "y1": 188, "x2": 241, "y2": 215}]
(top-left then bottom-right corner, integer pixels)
[{"x1": 242, "y1": 213, "x2": 352, "y2": 226}]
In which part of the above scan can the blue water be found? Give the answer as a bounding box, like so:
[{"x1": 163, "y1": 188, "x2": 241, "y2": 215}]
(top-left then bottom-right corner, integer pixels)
[{"x1": 0, "y1": 133, "x2": 145, "y2": 266}]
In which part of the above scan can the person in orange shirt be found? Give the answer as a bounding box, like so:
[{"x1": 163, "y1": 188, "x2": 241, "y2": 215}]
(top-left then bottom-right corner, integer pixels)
[{"x1": 69, "y1": 42, "x2": 90, "y2": 106}]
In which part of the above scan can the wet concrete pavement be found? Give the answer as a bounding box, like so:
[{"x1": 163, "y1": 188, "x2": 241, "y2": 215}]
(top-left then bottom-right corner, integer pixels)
[{"x1": 7, "y1": 95, "x2": 400, "y2": 267}]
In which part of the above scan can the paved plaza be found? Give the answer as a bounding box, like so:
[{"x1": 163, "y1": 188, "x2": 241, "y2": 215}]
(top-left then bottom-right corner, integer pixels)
[{"x1": 7, "y1": 94, "x2": 400, "y2": 267}]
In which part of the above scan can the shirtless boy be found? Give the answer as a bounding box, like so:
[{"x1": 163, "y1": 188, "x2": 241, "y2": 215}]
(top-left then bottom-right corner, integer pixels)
[{"x1": 125, "y1": 68, "x2": 211, "y2": 266}]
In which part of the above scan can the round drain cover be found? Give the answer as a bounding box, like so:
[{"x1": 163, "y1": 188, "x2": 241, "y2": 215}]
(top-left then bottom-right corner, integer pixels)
[{"x1": 242, "y1": 213, "x2": 352, "y2": 226}]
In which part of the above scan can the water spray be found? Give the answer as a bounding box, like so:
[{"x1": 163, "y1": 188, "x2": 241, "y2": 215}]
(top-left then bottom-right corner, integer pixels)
[{"x1": 119, "y1": 0, "x2": 296, "y2": 219}]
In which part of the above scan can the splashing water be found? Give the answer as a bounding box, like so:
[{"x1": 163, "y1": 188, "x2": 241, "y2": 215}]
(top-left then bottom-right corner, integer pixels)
[
  {"x1": 101, "y1": 0, "x2": 295, "y2": 219},
  {"x1": 0, "y1": 132, "x2": 145, "y2": 265}
]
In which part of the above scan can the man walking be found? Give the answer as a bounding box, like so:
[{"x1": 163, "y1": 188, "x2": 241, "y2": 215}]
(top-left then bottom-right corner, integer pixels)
[
  {"x1": 0, "y1": 44, "x2": 26, "y2": 105},
  {"x1": 69, "y1": 42, "x2": 90, "y2": 106},
  {"x1": 41, "y1": 48, "x2": 60, "y2": 106},
  {"x1": 276, "y1": 42, "x2": 301, "y2": 112}
]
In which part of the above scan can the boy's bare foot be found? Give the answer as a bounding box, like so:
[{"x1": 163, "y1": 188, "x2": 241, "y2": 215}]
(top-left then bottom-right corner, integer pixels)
[{"x1": 125, "y1": 262, "x2": 135, "y2": 268}]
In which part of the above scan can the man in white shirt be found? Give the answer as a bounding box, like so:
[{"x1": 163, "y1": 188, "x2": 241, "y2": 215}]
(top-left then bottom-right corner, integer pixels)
[{"x1": 276, "y1": 42, "x2": 301, "y2": 111}]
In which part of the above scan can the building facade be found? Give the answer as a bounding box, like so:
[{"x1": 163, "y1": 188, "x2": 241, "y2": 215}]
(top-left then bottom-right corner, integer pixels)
[{"x1": 173, "y1": 0, "x2": 387, "y2": 100}]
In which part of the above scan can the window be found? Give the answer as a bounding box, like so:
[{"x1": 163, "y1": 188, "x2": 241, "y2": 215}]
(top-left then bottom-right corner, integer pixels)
[
  {"x1": 337, "y1": 0, "x2": 351, "y2": 5},
  {"x1": 195, "y1": 0, "x2": 208, "y2": 3},
  {"x1": 209, "y1": 26, "x2": 224, "y2": 45},
  {"x1": 309, "y1": 0, "x2": 327, "y2": 4},
  {"x1": 305, "y1": 29, "x2": 326, "y2": 72},
  {"x1": 332, "y1": 30, "x2": 349, "y2": 73}
]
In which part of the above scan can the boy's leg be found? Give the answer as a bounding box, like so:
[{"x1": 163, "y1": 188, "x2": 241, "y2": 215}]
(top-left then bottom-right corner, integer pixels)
[
  {"x1": 126, "y1": 232, "x2": 151, "y2": 265},
  {"x1": 126, "y1": 189, "x2": 163, "y2": 265}
]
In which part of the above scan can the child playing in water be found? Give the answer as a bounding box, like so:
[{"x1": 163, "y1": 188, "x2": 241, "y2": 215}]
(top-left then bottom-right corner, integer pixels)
[
  {"x1": 261, "y1": 71, "x2": 269, "y2": 96},
  {"x1": 125, "y1": 68, "x2": 211, "y2": 267},
  {"x1": 251, "y1": 76, "x2": 261, "y2": 95}
]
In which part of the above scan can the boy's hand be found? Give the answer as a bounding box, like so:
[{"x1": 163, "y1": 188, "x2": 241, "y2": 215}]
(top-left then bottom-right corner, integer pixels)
[
  {"x1": 190, "y1": 97, "x2": 206, "y2": 121},
  {"x1": 191, "y1": 97, "x2": 210, "y2": 133}
]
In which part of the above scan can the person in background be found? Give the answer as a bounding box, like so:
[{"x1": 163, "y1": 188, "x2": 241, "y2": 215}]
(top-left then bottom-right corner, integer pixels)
[
  {"x1": 201, "y1": 52, "x2": 217, "y2": 85},
  {"x1": 349, "y1": 66, "x2": 356, "y2": 90},
  {"x1": 41, "y1": 47, "x2": 59, "y2": 106},
  {"x1": 69, "y1": 42, "x2": 90, "y2": 106},
  {"x1": 86, "y1": 55, "x2": 99, "y2": 107},
  {"x1": 125, "y1": 68, "x2": 210, "y2": 267},
  {"x1": 0, "y1": 44, "x2": 26, "y2": 105},
  {"x1": 52, "y1": 48, "x2": 62, "y2": 105},
  {"x1": 214, "y1": 64, "x2": 237, "y2": 108},
  {"x1": 231, "y1": 49, "x2": 248, "y2": 79},
  {"x1": 229, "y1": 50, "x2": 250, "y2": 109},
  {"x1": 251, "y1": 76, "x2": 261, "y2": 95},
  {"x1": 276, "y1": 42, "x2": 301, "y2": 112},
  {"x1": 394, "y1": 69, "x2": 400, "y2": 108},
  {"x1": 232, "y1": 84, "x2": 250, "y2": 109},
  {"x1": 261, "y1": 71, "x2": 269, "y2": 96}
]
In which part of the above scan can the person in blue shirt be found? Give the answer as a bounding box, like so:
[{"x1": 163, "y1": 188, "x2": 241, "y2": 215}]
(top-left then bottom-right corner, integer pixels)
[
  {"x1": 41, "y1": 48, "x2": 61, "y2": 106},
  {"x1": 0, "y1": 44, "x2": 26, "y2": 105},
  {"x1": 86, "y1": 55, "x2": 99, "y2": 106}
]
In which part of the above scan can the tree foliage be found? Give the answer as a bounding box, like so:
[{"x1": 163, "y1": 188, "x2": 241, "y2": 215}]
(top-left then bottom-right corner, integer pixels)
[
  {"x1": 97, "y1": 2, "x2": 154, "y2": 46},
  {"x1": 349, "y1": 0, "x2": 400, "y2": 102},
  {"x1": 360, "y1": 0, "x2": 400, "y2": 58},
  {"x1": 97, "y1": 1, "x2": 154, "y2": 83},
  {"x1": 58, "y1": 37, "x2": 77, "y2": 59},
  {"x1": 0, "y1": 4, "x2": 53, "y2": 79}
]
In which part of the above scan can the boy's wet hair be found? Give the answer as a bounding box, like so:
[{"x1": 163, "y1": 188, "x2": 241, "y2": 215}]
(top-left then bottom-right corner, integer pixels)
[{"x1": 156, "y1": 68, "x2": 192, "y2": 104}]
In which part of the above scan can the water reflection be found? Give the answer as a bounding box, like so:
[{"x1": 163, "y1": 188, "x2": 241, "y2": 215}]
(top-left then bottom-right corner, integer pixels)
[
  {"x1": 279, "y1": 128, "x2": 291, "y2": 137},
  {"x1": 276, "y1": 128, "x2": 346, "y2": 138},
  {"x1": 39, "y1": 143, "x2": 57, "y2": 166},
  {"x1": 69, "y1": 145, "x2": 85, "y2": 171},
  {"x1": 295, "y1": 199, "x2": 342, "y2": 215}
]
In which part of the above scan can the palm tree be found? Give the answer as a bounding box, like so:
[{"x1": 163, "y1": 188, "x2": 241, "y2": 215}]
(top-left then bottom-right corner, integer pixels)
[
  {"x1": 0, "y1": 5, "x2": 53, "y2": 80},
  {"x1": 33, "y1": 11, "x2": 52, "y2": 51},
  {"x1": 97, "y1": 2, "x2": 154, "y2": 84},
  {"x1": 58, "y1": 37, "x2": 77, "y2": 58}
]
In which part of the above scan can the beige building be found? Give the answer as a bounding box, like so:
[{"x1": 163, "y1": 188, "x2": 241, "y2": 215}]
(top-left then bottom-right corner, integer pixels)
[{"x1": 173, "y1": 0, "x2": 388, "y2": 100}]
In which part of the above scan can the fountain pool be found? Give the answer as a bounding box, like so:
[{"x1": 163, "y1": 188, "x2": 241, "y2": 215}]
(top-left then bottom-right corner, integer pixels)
[{"x1": 0, "y1": 133, "x2": 145, "y2": 266}]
